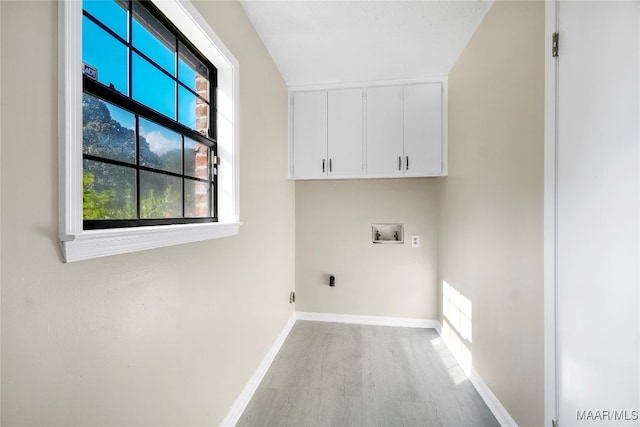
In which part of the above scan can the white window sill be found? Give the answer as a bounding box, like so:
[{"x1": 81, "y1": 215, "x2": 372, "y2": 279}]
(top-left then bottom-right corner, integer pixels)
[{"x1": 60, "y1": 221, "x2": 242, "y2": 263}]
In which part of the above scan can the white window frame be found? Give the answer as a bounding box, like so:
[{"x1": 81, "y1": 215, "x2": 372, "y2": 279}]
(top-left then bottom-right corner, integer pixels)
[{"x1": 58, "y1": 0, "x2": 241, "y2": 263}]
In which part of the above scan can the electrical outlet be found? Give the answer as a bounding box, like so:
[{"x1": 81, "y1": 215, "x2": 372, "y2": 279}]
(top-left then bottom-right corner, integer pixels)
[{"x1": 411, "y1": 235, "x2": 420, "y2": 248}]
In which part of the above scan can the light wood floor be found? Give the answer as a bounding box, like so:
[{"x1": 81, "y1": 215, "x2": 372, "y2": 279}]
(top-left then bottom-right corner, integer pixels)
[{"x1": 237, "y1": 321, "x2": 500, "y2": 427}]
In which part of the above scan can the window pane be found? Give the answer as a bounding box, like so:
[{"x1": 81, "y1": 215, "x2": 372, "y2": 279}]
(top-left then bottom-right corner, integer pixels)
[
  {"x1": 83, "y1": 93, "x2": 135, "y2": 164},
  {"x1": 83, "y1": 0, "x2": 128, "y2": 41},
  {"x1": 82, "y1": 16, "x2": 128, "y2": 94},
  {"x1": 179, "y1": 85, "x2": 209, "y2": 131},
  {"x1": 80, "y1": 0, "x2": 217, "y2": 228},
  {"x1": 178, "y1": 41, "x2": 209, "y2": 96},
  {"x1": 185, "y1": 179, "x2": 210, "y2": 218},
  {"x1": 184, "y1": 138, "x2": 209, "y2": 179},
  {"x1": 132, "y1": 53, "x2": 176, "y2": 119},
  {"x1": 139, "y1": 171, "x2": 182, "y2": 219},
  {"x1": 83, "y1": 159, "x2": 137, "y2": 220},
  {"x1": 138, "y1": 118, "x2": 182, "y2": 174},
  {"x1": 132, "y1": 2, "x2": 176, "y2": 75}
]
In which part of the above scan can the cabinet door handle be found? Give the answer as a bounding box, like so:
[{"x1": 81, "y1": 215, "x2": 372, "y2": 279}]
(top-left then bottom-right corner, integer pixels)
[
  {"x1": 398, "y1": 156, "x2": 402, "y2": 171},
  {"x1": 322, "y1": 159, "x2": 325, "y2": 173},
  {"x1": 329, "y1": 158, "x2": 333, "y2": 173},
  {"x1": 406, "y1": 156, "x2": 409, "y2": 170}
]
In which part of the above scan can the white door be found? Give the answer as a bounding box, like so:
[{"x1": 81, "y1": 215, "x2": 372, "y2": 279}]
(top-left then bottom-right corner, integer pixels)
[
  {"x1": 366, "y1": 86, "x2": 404, "y2": 177},
  {"x1": 403, "y1": 83, "x2": 443, "y2": 176},
  {"x1": 328, "y1": 88, "x2": 363, "y2": 178},
  {"x1": 292, "y1": 91, "x2": 327, "y2": 178},
  {"x1": 554, "y1": 2, "x2": 640, "y2": 426}
]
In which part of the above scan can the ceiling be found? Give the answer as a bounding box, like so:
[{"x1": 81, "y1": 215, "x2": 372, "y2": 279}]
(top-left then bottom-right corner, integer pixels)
[{"x1": 240, "y1": 0, "x2": 494, "y2": 87}]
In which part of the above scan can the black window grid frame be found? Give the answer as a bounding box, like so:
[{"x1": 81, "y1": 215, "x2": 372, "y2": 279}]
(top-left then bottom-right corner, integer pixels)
[{"x1": 82, "y1": 0, "x2": 219, "y2": 230}]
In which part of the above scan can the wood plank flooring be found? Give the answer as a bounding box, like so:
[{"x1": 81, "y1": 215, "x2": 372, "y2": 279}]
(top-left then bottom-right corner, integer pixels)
[{"x1": 236, "y1": 321, "x2": 500, "y2": 427}]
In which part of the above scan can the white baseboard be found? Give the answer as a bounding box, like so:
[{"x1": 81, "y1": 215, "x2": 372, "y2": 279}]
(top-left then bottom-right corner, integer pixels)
[
  {"x1": 468, "y1": 367, "x2": 518, "y2": 427},
  {"x1": 434, "y1": 320, "x2": 443, "y2": 336},
  {"x1": 219, "y1": 312, "x2": 296, "y2": 427},
  {"x1": 435, "y1": 320, "x2": 518, "y2": 427},
  {"x1": 296, "y1": 311, "x2": 440, "y2": 329}
]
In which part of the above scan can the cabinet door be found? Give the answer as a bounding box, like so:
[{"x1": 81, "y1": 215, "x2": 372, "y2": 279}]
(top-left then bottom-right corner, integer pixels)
[
  {"x1": 328, "y1": 89, "x2": 363, "y2": 178},
  {"x1": 403, "y1": 83, "x2": 443, "y2": 176},
  {"x1": 366, "y1": 86, "x2": 404, "y2": 177},
  {"x1": 291, "y1": 91, "x2": 327, "y2": 178}
]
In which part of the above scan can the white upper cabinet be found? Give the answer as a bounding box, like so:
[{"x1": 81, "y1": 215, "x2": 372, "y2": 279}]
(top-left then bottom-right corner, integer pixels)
[
  {"x1": 365, "y1": 86, "x2": 404, "y2": 177},
  {"x1": 328, "y1": 89, "x2": 364, "y2": 178},
  {"x1": 291, "y1": 89, "x2": 363, "y2": 179},
  {"x1": 403, "y1": 83, "x2": 443, "y2": 176},
  {"x1": 291, "y1": 91, "x2": 328, "y2": 179},
  {"x1": 290, "y1": 81, "x2": 445, "y2": 180},
  {"x1": 327, "y1": 89, "x2": 363, "y2": 178}
]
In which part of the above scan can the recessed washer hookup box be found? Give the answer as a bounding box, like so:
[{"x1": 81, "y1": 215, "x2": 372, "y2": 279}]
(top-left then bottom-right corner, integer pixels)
[{"x1": 372, "y1": 223, "x2": 404, "y2": 244}]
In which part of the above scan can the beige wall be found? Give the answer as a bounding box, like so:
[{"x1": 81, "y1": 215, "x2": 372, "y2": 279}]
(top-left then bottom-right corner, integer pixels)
[
  {"x1": 0, "y1": 1, "x2": 294, "y2": 425},
  {"x1": 439, "y1": 1, "x2": 544, "y2": 426},
  {"x1": 296, "y1": 179, "x2": 439, "y2": 319}
]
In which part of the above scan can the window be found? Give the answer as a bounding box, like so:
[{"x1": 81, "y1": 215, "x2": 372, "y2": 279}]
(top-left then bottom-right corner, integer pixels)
[
  {"x1": 59, "y1": 0, "x2": 240, "y2": 262},
  {"x1": 82, "y1": 0, "x2": 217, "y2": 229}
]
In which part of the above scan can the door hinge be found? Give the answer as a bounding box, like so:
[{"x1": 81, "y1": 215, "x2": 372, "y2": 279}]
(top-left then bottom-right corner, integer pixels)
[
  {"x1": 552, "y1": 419, "x2": 558, "y2": 427},
  {"x1": 552, "y1": 32, "x2": 559, "y2": 57}
]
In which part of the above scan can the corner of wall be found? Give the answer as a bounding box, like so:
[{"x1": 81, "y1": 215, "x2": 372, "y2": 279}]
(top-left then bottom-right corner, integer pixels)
[{"x1": 439, "y1": 1, "x2": 545, "y2": 425}]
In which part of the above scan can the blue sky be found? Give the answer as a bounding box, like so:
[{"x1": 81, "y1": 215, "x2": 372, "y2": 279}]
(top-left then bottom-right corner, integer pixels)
[{"x1": 82, "y1": 0, "x2": 202, "y2": 131}]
